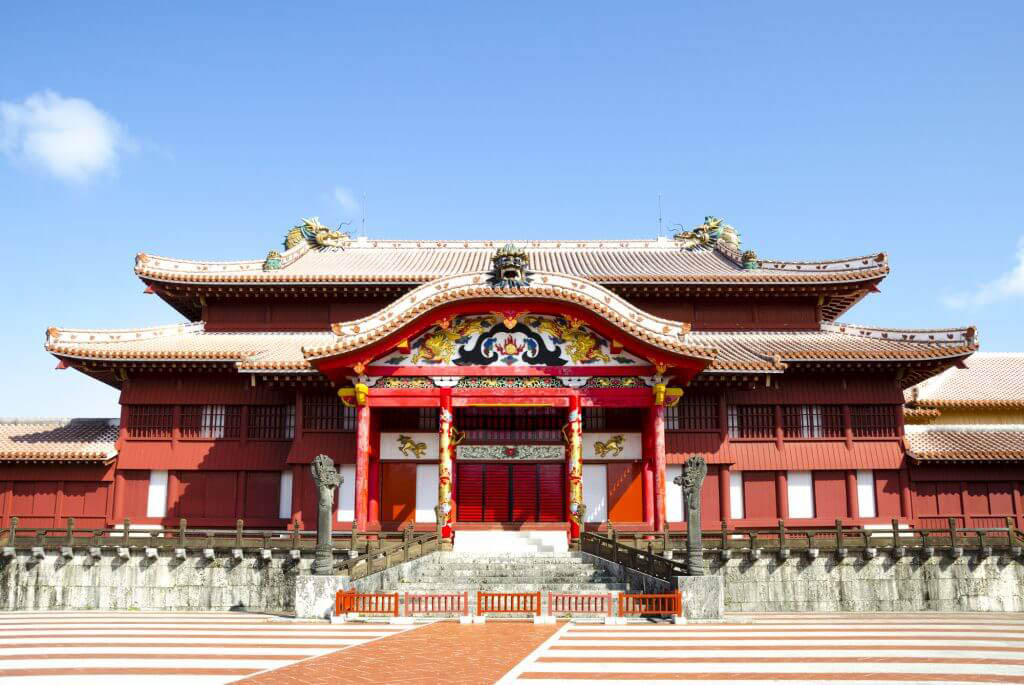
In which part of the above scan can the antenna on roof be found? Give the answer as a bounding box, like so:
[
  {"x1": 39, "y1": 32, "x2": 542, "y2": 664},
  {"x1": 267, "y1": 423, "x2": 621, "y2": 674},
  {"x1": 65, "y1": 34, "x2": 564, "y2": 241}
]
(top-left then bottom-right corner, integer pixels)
[
  {"x1": 658, "y1": 194, "x2": 663, "y2": 237},
  {"x1": 361, "y1": 193, "x2": 367, "y2": 237}
]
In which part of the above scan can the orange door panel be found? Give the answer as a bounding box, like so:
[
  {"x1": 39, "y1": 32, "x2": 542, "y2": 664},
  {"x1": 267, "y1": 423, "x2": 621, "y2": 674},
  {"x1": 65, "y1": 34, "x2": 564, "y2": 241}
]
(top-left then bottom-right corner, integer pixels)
[{"x1": 381, "y1": 462, "x2": 417, "y2": 527}]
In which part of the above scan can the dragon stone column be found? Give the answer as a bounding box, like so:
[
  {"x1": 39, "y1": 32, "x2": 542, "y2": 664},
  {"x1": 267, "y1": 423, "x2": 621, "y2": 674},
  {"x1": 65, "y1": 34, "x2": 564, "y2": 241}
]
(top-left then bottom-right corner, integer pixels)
[
  {"x1": 438, "y1": 388, "x2": 455, "y2": 540},
  {"x1": 674, "y1": 455, "x2": 708, "y2": 576},
  {"x1": 566, "y1": 393, "x2": 585, "y2": 540},
  {"x1": 310, "y1": 454, "x2": 342, "y2": 576}
]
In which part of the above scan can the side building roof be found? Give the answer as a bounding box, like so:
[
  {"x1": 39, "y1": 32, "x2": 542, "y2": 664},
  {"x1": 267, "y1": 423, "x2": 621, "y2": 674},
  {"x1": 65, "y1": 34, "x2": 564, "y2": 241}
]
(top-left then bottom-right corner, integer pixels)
[
  {"x1": 0, "y1": 418, "x2": 119, "y2": 464},
  {"x1": 905, "y1": 352, "x2": 1024, "y2": 409}
]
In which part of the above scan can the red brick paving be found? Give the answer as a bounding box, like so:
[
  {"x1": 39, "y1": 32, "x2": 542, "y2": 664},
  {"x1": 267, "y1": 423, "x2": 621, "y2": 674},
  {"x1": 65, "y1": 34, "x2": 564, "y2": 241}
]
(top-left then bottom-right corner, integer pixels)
[{"x1": 237, "y1": 621, "x2": 560, "y2": 685}]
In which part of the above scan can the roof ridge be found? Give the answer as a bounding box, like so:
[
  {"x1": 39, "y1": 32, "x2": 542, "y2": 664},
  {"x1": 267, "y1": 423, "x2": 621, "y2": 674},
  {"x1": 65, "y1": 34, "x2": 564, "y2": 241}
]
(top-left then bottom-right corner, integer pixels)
[
  {"x1": 46, "y1": 322, "x2": 205, "y2": 348},
  {"x1": 0, "y1": 417, "x2": 118, "y2": 425}
]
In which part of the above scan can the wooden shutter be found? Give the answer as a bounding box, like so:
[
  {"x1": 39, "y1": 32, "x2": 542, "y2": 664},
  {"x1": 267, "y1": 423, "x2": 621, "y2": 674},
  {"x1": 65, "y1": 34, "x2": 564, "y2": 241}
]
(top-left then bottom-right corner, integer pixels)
[
  {"x1": 511, "y1": 464, "x2": 539, "y2": 522},
  {"x1": 483, "y1": 464, "x2": 510, "y2": 522},
  {"x1": 457, "y1": 464, "x2": 484, "y2": 522},
  {"x1": 538, "y1": 463, "x2": 565, "y2": 522}
]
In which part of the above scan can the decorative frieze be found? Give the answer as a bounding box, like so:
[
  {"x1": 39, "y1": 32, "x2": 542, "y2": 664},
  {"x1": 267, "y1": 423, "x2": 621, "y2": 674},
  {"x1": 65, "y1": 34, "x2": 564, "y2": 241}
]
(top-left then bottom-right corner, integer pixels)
[{"x1": 456, "y1": 444, "x2": 564, "y2": 461}]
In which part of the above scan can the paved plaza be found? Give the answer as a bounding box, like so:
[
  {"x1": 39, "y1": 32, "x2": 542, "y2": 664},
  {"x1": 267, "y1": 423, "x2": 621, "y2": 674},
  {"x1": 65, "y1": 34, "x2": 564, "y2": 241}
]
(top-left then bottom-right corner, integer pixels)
[{"x1": 1, "y1": 611, "x2": 1024, "y2": 683}]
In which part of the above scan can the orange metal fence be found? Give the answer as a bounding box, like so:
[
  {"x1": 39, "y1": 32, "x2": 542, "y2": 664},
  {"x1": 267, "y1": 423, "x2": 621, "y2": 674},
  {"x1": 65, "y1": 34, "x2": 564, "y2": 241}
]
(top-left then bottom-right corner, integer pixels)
[
  {"x1": 618, "y1": 591, "x2": 682, "y2": 617},
  {"x1": 404, "y1": 592, "x2": 469, "y2": 616},
  {"x1": 477, "y1": 591, "x2": 542, "y2": 616},
  {"x1": 549, "y1": 593, "x2": 613, "y2": 616}
]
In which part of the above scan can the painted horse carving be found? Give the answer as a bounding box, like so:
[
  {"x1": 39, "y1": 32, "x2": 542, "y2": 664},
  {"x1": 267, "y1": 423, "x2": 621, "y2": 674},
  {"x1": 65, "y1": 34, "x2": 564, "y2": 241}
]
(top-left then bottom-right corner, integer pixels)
[
  {"x1": 396, "y1": 434, "x2": 427, "y2": 459},
  {"x1": 593, "y1": 434, "x2": 625, "y2": 458}
]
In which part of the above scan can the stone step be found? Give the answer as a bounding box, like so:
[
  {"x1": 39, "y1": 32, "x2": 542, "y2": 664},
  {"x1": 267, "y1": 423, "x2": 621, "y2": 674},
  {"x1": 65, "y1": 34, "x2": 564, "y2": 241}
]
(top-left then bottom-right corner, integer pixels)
[{"x1": 396, "y1": 583, "x2": 628, "y2": 592}]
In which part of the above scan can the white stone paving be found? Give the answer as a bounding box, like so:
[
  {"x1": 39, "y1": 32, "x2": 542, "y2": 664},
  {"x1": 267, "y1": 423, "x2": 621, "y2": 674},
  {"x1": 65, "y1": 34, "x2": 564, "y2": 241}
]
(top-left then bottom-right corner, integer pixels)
[
  {"x1": 0, "y1": 611, "x2": 413, "y2": 684},
  {"x1": 501, "y1": 612, "x2": 1024, "y2": 684}
]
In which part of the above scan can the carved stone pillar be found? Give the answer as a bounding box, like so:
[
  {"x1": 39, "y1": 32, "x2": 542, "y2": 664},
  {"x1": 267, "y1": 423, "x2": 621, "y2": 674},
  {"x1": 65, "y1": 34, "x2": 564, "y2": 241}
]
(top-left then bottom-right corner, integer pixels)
[
  {"x1": 566, "y1": 393, "x2": 584, "y2": 539},
  {"x1": 310, "y1": 454, "x2": 342, "y2": 575},
  {"x1": 675, "y1": 455, "x2": 707, "y2": 576},
  {"x1": 438, "y1": 388, "x2": 455, "y2": 539}
]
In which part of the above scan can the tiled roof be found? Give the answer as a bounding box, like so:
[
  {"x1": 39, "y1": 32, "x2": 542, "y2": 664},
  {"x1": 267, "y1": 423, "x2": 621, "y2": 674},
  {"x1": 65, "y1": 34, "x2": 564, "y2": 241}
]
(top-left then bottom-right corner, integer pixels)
[
  {"x1": 135, "y1": 237, "x2": 890, "y2": 287},
  {"x1": 0, "y1": 419, "x2": 118, "y2": 463},
  {"x1": 905, "y1": 353, "x2": 1024, "y2": 408},
  {"x1": 905, "y1": 425, "x2": 1024, "y2": 463},
  {"x1": 46, "y1": 322, "x2": 976, "y2": 375}
]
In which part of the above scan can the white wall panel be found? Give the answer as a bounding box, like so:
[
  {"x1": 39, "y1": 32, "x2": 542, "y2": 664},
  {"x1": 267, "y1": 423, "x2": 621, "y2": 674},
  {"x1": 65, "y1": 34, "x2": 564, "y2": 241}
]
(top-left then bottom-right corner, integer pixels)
[
  {"x1": 278, "y1": 471, "x2": 293, "y2": 520},
  {"x1": 857, "y1": 469, "x2": 877, "y2": 518},
  {"x1": 666, "y1": 464, "x2": 684, "y2": 522},
  {"x1": 146, "y1": 470, "x2": 168, "y2": 518},
  {"x1": 415, "y1": 464, "x2": 439, "y2": 523},
  {"x1": 582, "y1": 464, "x2": 607, "y2": 522},
  {"x1": 787, "y1": 471, "x2": 814, "y2": 519},
  {"x1": 730, "y1": 471, "x2": 745, "y2": 520},
  {"x1": 336, "y1": 464, "x2": 356, "y2": 521}
]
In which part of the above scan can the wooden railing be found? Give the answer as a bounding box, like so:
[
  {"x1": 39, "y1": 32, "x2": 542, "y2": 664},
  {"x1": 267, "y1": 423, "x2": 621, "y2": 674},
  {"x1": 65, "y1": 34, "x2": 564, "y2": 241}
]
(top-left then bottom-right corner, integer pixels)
[
  {"x1": 405, "y1": 592, "x2": 469, "y2": 616},
  {"x1": 550, "y1": 592, "x2": 613, "y2": 616},
  {"x1": 477, "y1": 592, "x2": 542, "y2": 616},
  {"x1": 580, "y1": 531, "x2": 688, "y2": 580},
  {"x1": 335, "y1": 528, "x2": 441, "y2": 581},
  {"x1": 0, "y1": 516, "x2": 421, "y2": 558},
  {"x1": 336, "y1": 590, "x2": 400, "y2": 616},
  {"x1": 619, "y1": 591, "x2": 682, "y2": 617},
  {"x1": 601, "y1": 517, "x2": 1024, "y2": 559}
]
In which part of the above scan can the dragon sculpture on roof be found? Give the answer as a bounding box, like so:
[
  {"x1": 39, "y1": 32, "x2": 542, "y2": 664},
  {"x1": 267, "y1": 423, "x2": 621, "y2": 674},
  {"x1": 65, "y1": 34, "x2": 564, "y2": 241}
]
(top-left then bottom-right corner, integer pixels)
[
  {"x1": 284, "y1": 217, "x2": 350, "y2": 250},
  {"x1": 674, "y1": 216, "x2": 741, "y2": 252}
]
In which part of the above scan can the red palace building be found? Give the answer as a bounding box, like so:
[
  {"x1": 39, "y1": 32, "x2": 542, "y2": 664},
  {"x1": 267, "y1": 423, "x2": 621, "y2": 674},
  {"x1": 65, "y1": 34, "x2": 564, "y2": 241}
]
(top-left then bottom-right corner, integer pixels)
[{"x1": 0, "y1": 216, "x2": 993, "y2": 540}]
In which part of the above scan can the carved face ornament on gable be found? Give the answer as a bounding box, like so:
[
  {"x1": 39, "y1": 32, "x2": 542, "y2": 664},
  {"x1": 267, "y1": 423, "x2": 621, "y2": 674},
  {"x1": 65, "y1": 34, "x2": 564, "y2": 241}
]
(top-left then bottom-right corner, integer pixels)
[{"x1": 488, "y1": 243, "x2": 532, "y2": 289}]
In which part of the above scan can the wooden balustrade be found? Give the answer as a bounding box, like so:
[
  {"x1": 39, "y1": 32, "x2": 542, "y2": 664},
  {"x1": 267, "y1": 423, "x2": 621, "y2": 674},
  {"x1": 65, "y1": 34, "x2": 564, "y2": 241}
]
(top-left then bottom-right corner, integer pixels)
[
  {"x1": 477, "y1": 592, "x2": 542, "y2": 616},
  {"x1": 335, "y1": 590, "x2": 400, "y2": 616},
  {"x1": 550, "y1": 593, "x2": 612, "y2": 616},
  {"x1": 404, "y1": 592, "x2": 469, "y2": 616},
  {"x1": 618, "y1": 591, "x2": 682, "y2": 617}
]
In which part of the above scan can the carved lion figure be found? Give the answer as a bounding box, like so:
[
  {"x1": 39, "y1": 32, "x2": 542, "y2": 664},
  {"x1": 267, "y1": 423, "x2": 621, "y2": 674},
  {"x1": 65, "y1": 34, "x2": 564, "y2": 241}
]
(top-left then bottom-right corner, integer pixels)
[{"x1": 397, "y1": 434, "x2": 428, "y2": 459}]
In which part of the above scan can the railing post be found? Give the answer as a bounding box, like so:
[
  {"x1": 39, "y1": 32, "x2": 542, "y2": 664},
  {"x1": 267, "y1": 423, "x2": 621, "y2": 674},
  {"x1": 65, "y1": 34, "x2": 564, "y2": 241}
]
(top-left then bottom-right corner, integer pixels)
[
  {"x1": 291, "y1": 518, "x2": 300, "y2": 549},
  {"x1": 1008, "y1": 517, "x2": 1020, "y2": 554},
  {"x1": 777, "y1": 519, "x2": 786, "y2": 551},
  {"x1": 235, "y1": 519, "x2": 244, "y2": 547},
  {"x1": 123, "y1": 518, "x2": 131, "y2": 541},
  {"x1": 179, "y1": 518, "x2": 187, "y2": 547},
  {"x1": 891, "y1": 517, "x2": 900, "y2": 550},
  {"x1": 834, "y1": 519, "x2": 844, "y2": 556},
  {"x1": 352, "y1": 518, "x2": 361, "y2": 552},
  {"x1": 610, "y1": 526, "x2": 618, "y2": 564},
  {"x1": 8, "y1": 516, "x2": 17, "y2": 545},
  {"x1": 720, "y1": 519, "x2": 728, "y2": 551},
  {"x1": 948, "y1": 517, "x2": 958, "y2": 550},
  {"x1": 65, "y1": 517, "x2": 75, "y2": 545},
  {"x1": 662, "y1": 524, "x2": 670, "y2": 554}
]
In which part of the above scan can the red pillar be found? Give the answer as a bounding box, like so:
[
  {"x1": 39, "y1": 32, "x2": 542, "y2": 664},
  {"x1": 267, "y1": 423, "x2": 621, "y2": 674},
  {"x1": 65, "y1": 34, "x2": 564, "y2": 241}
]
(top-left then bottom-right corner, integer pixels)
[
  {"x1": 898, "y1": 467, "x2": 913, "y2": 523},
  {"x1": 567, "y1": 393, "x2": 584, "y2": 539},
  {"x1": 112, "y1": 471, "x2": 126, "y2": 523},
  {"x1": 652, "y1": 404, "x2": 667, "y2": 532},
  {"x1": 641, "y1": 411, "x2": 655, "y2": 527},
  {"x1": 355, "y1": 402, "x2": 371, "y2": 532},
  {"x1": 719, "y1": 465, "x2": 732, "y2": 528},
  {"x1": 846, "y1": 470, "x2": 859, "y2": 520},
  {"x1": 368, "y1": 411, "x2": 381, "y2": 529},
  {"x1": 776, "y1": 471, "x2": 789, "y2": 521},
  {"x1": 438, "y1": 389, "x2": 455, "y2": 538}
]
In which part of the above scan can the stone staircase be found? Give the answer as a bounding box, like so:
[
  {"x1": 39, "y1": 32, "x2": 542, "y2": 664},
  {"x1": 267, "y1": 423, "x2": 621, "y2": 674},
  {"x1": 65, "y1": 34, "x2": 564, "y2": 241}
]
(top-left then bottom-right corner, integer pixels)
[{"x1": 394, "y1": 552, "x2": 627, "y2": 594}]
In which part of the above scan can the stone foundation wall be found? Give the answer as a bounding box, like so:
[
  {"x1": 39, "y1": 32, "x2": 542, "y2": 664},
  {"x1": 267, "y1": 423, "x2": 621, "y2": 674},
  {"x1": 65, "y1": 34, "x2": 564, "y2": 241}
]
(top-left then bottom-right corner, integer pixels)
[
  {"x1": 4, "y1": 548, "x2": 1022, "y2": 614},
  {"x1": 0, "y1": 549, "x2": 309, "y2": 612},
  {"x1": 709, "y1": 550, "x2": 1024, "y2": 612}
]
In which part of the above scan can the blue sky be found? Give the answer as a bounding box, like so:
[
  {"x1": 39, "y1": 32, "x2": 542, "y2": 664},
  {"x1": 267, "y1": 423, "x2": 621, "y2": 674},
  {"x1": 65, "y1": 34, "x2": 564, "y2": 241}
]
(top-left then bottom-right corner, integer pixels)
[{"x1": 1, "y1": 2, "x2": 1022, "y2": 417}]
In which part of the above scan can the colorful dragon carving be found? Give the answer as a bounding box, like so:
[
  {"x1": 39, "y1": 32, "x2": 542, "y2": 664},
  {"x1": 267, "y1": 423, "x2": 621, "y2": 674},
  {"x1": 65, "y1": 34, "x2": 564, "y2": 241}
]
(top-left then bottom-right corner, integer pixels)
[
  {"x1": 527, "y1": 316, "x2": 610, "y2": 363},
  {"x1": 284, "y1": 217, "x2": 349, "y2": 250},
  {"x1": 411, "y1": 316, "x2": 496, "y2": 364},
  {"x1": 674, "y1": 216, "x2": 741, "y2": 252}
]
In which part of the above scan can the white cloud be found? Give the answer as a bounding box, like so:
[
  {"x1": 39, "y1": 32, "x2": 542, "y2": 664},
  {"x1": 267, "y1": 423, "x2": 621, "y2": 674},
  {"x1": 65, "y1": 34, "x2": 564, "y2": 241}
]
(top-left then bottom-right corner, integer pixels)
[
  {"x1": 943, "y1": 236, "x2": 1024, "y2": 309},
  {"x1": 333, "y1": 186, "x2": 361, "y2": 214},
  {"x1": 0, "y1": 90, "x2": 131, "y2": 183}
]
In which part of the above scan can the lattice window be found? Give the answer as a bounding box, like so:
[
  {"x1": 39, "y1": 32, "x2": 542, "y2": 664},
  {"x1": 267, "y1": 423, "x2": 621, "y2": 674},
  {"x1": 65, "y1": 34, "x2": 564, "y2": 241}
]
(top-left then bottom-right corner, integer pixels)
[
  {"x1": 303, "y1": 394, "x2": 356, "y2": 431},
  {"x1": 584, "y1": 407, "x2": 606, "y2": 431},
  {"x1": 727, "y1": 405, "x2": 774, "y2": 439},
  {"x1": 458, "y1": 407, "x2": 563, "y2": 443},
  {"x1": 417, "y1": 408, "x2": 438, "y2": 431},
  {"x1": 249, "y1": 405, "x2": 296, "y2": 440},
  {"x1": 673, "y1": 394, "x2": 719, "y2": 431},
  {"x1": 180, "y1": 405, "x2": 240, "y2": 439},
  {"x1": 125, "y1": 405, "x2": 173, "y2": 439},
  {"x1": 850, "y1": 404, "x2": 899, "y2": 437}
]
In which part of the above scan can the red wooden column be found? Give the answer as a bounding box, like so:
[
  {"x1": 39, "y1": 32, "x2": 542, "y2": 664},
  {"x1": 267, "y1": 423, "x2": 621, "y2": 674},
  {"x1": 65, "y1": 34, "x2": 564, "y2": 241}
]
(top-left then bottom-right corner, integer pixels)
[
  {"x1": 438, "y1": 388, "x2": 455, "y2": 539},
  {"x1": 566, "y1": 392, "x2": 584, "y2": 539},
  {"x1": 368, "y1": 410, "x2": 381, "y2": 528},
  {"x1": 651, "y1": 404, "x2": 667, "y2": 532},
  {"x1": 719, "y1": 465, "x2": 732, "y2": 528},
  {"x1": 776, "y1": 471, "x2": 789, "y2": 521},
  {"x1": 641, "y1": 415, "x2": 655, "y2": 527},
  {"x1": 354, "y1": 401, "x2": 371, "y2": 532},
  {"x1": 898, "y1": 467, "x2": 913, "y2": 523},
  {"x1": 846, "y1": 470, "x2": 860, "y2": 520}
]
